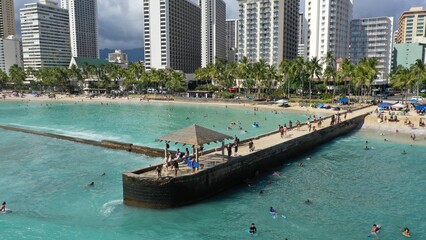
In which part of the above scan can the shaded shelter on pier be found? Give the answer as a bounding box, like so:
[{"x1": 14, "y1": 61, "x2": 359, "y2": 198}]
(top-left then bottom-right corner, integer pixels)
[{"x1": 155, "y1": 124, "x2": 233, "y2": 162}]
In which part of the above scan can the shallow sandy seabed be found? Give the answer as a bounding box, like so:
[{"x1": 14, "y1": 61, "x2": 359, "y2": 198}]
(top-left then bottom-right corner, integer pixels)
[{"x1": 2, "y1": 94, "x2": 425, "y2": 146}]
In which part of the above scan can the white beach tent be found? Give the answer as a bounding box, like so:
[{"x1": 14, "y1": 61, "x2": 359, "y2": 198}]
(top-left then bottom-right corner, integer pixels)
[
  {"x1": 392, "y1": 103, "x2": 405, "y2": 109},
  {"x1": 275, "y1": 99, "x2": 288, "y2": 104}
]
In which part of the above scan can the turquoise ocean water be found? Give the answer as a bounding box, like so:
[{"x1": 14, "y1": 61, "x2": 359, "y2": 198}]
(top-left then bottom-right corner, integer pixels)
[{"x1": 0, "y1": 102, "x2": 425, "y2": 239}]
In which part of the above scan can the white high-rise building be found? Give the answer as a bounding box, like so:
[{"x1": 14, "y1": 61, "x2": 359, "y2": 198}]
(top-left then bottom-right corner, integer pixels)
[
  {"x1": 226, "y1": 19, "x2": 238, "y2": 62},
  {"x1": 20, "y1": 0, "x2": 71, "y2": 70},
  {"x1": 0, "y1": 36, "x2": 23, "y2": 74},
  {"x1": 238, "y1": 0, "x2": 299, "y2": 65},
  {"x1": 298, "y1": 12, "x2": 305, "y2": 57},
  {"x1": 61, "y1": 0, "x2": 99, "y2": 58},
  {"x1": 0, "y1": 0, "x2": 16, "y2": 38},
  {"x1": 350, "y1": 17, "x2": 394, "y2": 79},
  {"x1": 304, "y1": 0, "x2": 353, "y2": 60},
  {"x1": 143, "y1": 0, "x2": 201, "y2": 73},
  {"x1": 199, "y1": 0, "x2": 226, "y2": 67}
]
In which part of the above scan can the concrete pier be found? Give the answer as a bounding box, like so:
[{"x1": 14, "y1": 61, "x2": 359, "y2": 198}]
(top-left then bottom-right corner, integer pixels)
[{"x1": 123, "y1": 105, "x2": 376, "y2": 208}]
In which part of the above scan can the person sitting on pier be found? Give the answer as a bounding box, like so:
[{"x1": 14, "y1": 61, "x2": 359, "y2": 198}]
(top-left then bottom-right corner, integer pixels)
[{"x1": 248, "y1": 140, "x2": 255, "y2": 152}]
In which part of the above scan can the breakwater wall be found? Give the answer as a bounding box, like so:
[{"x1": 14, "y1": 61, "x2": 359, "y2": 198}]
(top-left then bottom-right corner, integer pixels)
[
  {"x1": 122, "y1": 113, "x2": 368, "y2": 209},
  {"x1": 0, "y1": 125, "x2": 164, "y2": 158}
]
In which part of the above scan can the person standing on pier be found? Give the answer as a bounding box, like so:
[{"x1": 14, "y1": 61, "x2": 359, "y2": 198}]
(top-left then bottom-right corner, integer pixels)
[
  {"x1": 234, "y1": 138, "x2": 239, "y2": 157},
  {"x1": 156, "y1": 165, "x2": 162, "y2": 177},
  {"x1": 173, "y1": 161, "x2": 179, "y2": 177},
  {"x1": 227, "y1": 143, "x2": 232, "y2": 159},
  {"x1": 249, "y1": 140, "x2": 255, "y2": 152},
  {"x1": 279, "y1": 125, "x2": 284, "y2": 138}
]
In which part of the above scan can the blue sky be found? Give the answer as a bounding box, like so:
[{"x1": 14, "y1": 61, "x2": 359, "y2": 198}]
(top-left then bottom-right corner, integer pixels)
[{"x1": 14, "y1": 0, "x2": 426, "y2": 49}]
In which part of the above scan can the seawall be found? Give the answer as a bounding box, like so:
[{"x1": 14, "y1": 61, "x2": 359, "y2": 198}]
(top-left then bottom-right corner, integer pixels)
[
  {"x1": 0, "y1": 125, "x2": 165, "y2": 158},
  {"x1": 122, "y1": 113, "x2": 368, "y2": 209}
]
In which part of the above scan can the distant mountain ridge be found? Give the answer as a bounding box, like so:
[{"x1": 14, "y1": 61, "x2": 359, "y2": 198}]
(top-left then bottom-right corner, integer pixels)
[{"x1": 100, "y1": 48, "x2": 144, "y2": 63}]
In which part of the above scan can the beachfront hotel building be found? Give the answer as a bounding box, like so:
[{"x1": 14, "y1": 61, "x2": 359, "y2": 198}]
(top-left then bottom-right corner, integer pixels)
[
  {"x1": 237, "y1": 0, "x2": 299, "y2": 65},
  {"x1": 199, "y1": 0, "x2": 226, "y2": 67},
  {"x1": 143, "y1": 0, "x2": 201, "y2": 73},
  {"x1": 0, "y1": 0, "x2": 15, "y2": 39},
  {"x1": 304, "y1": 0, "x2": 353, "y2": 60},
  {"x1": 396, "y1": 7, "x2": 426, "y2": 44},
  {"x1": 0, "y1": 36, "x2": 23, "y2": 74},
  {"x1": 226, "y1": 19, "x2": 238, "y2": 62},
  {"x1": 350, "y1": 17, "x2": 394, "y2": 79},
  {"x1": 298, "y1": 12, "x2": 305, "y2": 57},
  {"x1": 20, "y1": 0, "x2": 71, "y2": 70},
  {"x1": 61, "y1": 0, "x2": 99, "y2": 58}
]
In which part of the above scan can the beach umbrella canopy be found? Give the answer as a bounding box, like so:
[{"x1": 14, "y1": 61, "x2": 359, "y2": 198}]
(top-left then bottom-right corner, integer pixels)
[
  {"x1": 392, "y1": 103, "x2": 405, "y2": 108},
  {"x1": 414, "y1": 105, "x2": 426, "y2": 111},
  {"x1": 378, "y1": 102, "x2": 392, "y2": 108},
  {"x1": 156, "y1": 124, "x2": 233, "y2": 146},
  {"x1": 408, "y1": 99, "x2": 419, "y2": 103},
  {"x1": 338, "y1": 97, "x2": 349, "y2": 103}
]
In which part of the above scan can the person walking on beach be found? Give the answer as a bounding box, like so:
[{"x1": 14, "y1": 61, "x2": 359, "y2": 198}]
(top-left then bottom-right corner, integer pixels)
[{"x1": 234, "y1": 141, "x2": 239, "y2": 157}]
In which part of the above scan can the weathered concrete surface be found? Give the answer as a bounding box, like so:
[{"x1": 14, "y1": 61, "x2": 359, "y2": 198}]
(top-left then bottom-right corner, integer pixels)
[
  {"x1": 123, "y1": 108, "x2": 372, "y2": 209},
  {"x1": 0, "y1": 125, "x2": 164, "y2": 157}
]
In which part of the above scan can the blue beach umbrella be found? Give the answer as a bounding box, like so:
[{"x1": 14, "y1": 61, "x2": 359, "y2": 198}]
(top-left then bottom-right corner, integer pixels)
[
  {"x1": 408, "y1": 99, "x2": 419, "y2": 103},
  {"x1": 378, "y1": 102, "x2": 392, "y2": 108}
]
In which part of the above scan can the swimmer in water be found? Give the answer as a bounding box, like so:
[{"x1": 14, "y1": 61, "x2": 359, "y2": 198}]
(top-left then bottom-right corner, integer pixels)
[
  {"x1": 269, "y1": 207, "x2": 277, "y2": 216},
  {"x1": 273, "y1": 171, "x2": 281, "y2": 177},
  {"x1": 100, "y1": 172, "x2": 106, "y2": 176},
  {"x1": 299, "y1": 162, "x2": 304, "y2": 167},
  {"x1": 85, "y1": 182, "x2": 95, "y2": 188},
  {"x1": 305, "y1": 199, "x2": 312, "y2": 204},
  {"x1": 0, "y1": 202, "x2": 6, "y2": 212},
  {"x1": 259, "y1": 190, "x2": 264, "y2": 195},
  {"x1": 402, "y1": 150, "x2": 407, "y2": 155}
]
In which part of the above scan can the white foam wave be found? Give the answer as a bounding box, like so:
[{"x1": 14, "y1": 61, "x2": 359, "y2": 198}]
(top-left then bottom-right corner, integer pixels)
[
  {"x1": 100, "y1": 199, "x2": 123, "y2": 216},
  {"x1": 9, "y1": 123, "x2": 122, "y2": 141}
]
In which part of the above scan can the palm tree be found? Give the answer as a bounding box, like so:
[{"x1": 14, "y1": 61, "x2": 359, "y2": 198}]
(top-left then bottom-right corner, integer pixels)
[
  {"x1": 69, "y1": 64, "x2": 83, "y2": 92},
  {"x1": 322, "y1": 52, "x2": 336, "y2": 98},
  {"x1": 0, "y1": 69, "x2": 8, "y2": 89},
  {"x1": 8, "y1": 64, "x2": 26, "y2": 91},
  {"x1": 279, "y1": 59, "x2": 292, "y2": 98},
  {"x1": 307, "y1": 57, "x2": 322, "y2": 101},
  {"x1": 391, "y1": 65, "x2": 414, "y2": 103},
  {"x1": 251, "y1": 59, "x2": 268, "y2": 96},
  {"x1": 410, "y1": 59, "x2": 426, "y2": 97},
  {"x1": 223, "y1": 61, "x2": 238, "y2": 90},
  {"x1": 237, "y1": 56, "x2": 254, "y2": 95},
  {"x1": 264, "y1": 64, "x2": 277, "y2": 96},
  {"x1": 340, "y1": 58, "x2": 355, "y2": 95}
]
